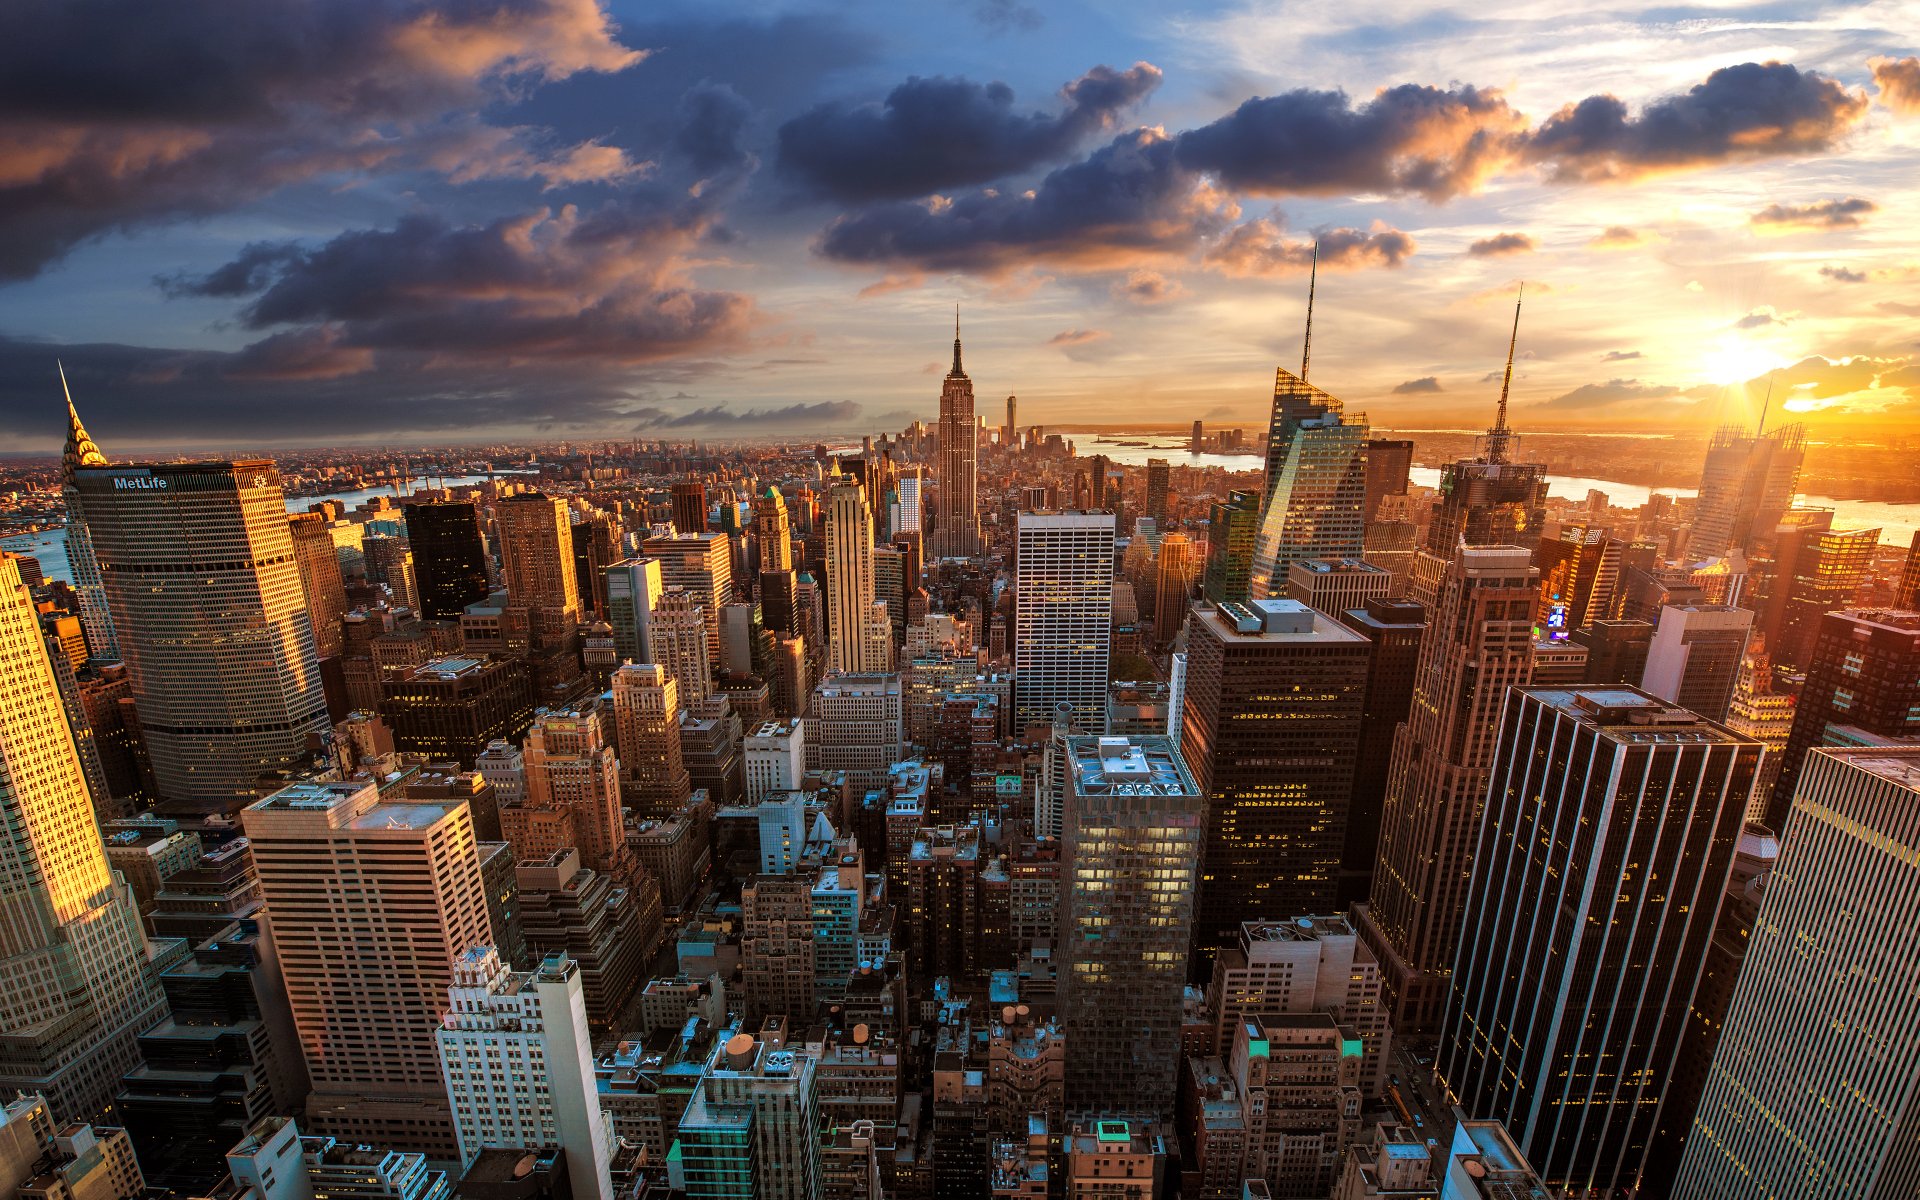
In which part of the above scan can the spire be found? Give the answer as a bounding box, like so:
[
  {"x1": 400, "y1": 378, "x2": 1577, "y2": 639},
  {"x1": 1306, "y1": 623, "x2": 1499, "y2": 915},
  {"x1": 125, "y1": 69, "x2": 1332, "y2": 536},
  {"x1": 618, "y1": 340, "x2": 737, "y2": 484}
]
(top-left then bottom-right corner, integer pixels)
[
  {"x1": 1486, "y1": 284, "x2": 1522, "y2": 464},
  {"x1": 950, "y1": 304, "x2": 965, "y2": 378},
  {"x1": 1301, "y1": 237, "x2": 1319, "y2": 382},
  {"x1": 60, "y1": 360, "x2": 106, "y2": 485},
  {"x1": 1757, "y1": 378, "x2": 1773, "y2": 435}
]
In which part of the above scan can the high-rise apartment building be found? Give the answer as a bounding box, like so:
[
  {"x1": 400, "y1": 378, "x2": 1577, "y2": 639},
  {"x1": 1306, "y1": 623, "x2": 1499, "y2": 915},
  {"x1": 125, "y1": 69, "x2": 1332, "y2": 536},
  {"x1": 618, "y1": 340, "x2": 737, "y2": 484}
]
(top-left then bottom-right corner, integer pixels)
[
  {"x1": 641, "y1": 530, "x2": 733, "y2": 663},
  {"x1": 72, "y1": 460, "x2": 329, "y2": 813},
  {"x1": 288, "y1": 513, "x2": 350, "y2": 660},
  {"x1": 1442, "y1": 687, "x2": 1761, "y2": 1195},
  {"x1": 436, "y1": 947, "x2": 611, "y2": 1200},
  {"x1": 1058, "y1": 734, "x2": 1204, "y2": 1117},
  {"x1": 497, "y1": 492, "x2": 581, "y2": 620},
  {"x1": 1675, "y1": 747, "x2": 1920, "y2": 1198},
  {"x1": 823, "y1": 478, "x2": 890, "y2": 674},
  {"x1": 1181, "y1": 600, "x2": 1368, "y2": 965},
  {"x1": 1767, "y1": 608, "x2": 1920, "y2": 830},
  {"x1": 1640, "y1": 603, "x2": 1753, "y2": 721},
  {"x1": 0, "y1": 555, "x2": 165, "y2": 1121},
  {"x1": 1248, "y1": 370, "x2": 1368, "y2": 598},
  {"x1": 242, "y1": 779, "x2": 491, "y2": 1158},
  {"x1": 611, "y1": 663, "x2": 692, "y2": 817},
  {"x1": 605, "y1": 557, "x2": 663, "y2": 664},
  {"x1": 59, "y1": 382, "x2": 117, "y2": 660},
  {"x1": 1014, "y1": 511, "x2": 1115, "y2": 732},
  {"x1": 1362, "y1": 546, "x2": 1537, "y2": 1034},
  {"x1": 1336, "y1": 598, "x2": 1426, "y2": 906},
  {"x1": 1232, "y1": 1013, "x2": 1363, "y2": 1197},
  {"x1": 671, "y1": 482, "x2": 710, "y2": 534},
  {"x1": 930, "y1": 318, "x2": 982, "y2": 560},
  {"x1": 1689, "y1": 422, "x2": 1805, "y2": 559},
  {"x1": 404, "y1": 502, "x2": 492, "y2": 621},
  {"x1": 1203, "y1": 489, "x2": 1260, "y2": 606},
  {"x1": 647, "y1": 589, "x2": 713, "y2": 706}
]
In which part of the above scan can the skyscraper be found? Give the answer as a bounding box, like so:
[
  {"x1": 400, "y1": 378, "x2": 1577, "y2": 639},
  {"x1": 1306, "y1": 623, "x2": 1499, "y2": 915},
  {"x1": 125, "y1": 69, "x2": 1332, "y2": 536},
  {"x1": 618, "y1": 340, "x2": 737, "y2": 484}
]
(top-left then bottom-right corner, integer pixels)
[
  {"x1": 823, "y1": 478, "x2": 889, "y2": 674},
  {"x1": 1013, "y1": 511, "x2": 1115, "y2": 732},
  {"x1": 1150, "y1": 532, "x2": 1197, "y2": 649},
  {"x1": 641, "y1": 529, "x2": 733, "y2": 663},
  {"x1": 605, "y1": 557, "x2": 663, "y2": 664},
  {"x1": 674, "y1": 1021, "x2": 822, "y2": 1200},
  {"x1": 1361, "y1": 546, "x2": 1538, "y2": 1034},
  {"x1": 1336, "y1": 598, "x2": 1426, "y2": 907},
  {"x1": 72, "y1": 460, "x2": 329, "y2": 813},
  {"x1": 1361, "y1": 438, "x2": 1414, "y2": 523},
  {"x1": 288, "y1": 512, "x2": 350, "y2": 660},
  {"x1": 671, "y1": 482, "x2": 710, "y2": 534},
  {"x1": 931, "y1": 314, "x2": 981, "y2": 560},
  {"x1": 59, "y1": 373, "x2": 117, "y2": 660},
  {"x1": 1246, "y1": 370, "x2": 1368, "y2": 598},
  {"x1": 1751, "y1": 515, "x2": 1880, "y2": 675},
  {"x1": 242, "y1": 779, "x2": 491, "y2": 1158},
  {"x1": 611, "y1": 663, "x2": 692, "y2": 817},
  {"x1": 1423, "y1": 298, "x2": 1549, "y2": 556},
  {"x1": 1058, "y1": 734, "x2": 1204, "y2": 1117},
  {"x1": 1640, "y1": 603, "x2": 1753, "y2": 721},
  {"x1": 1689, "y1": 422, "x2": 1806, "y2": 560},
  {"x1": 1181, "y1": 599, "x2": 1369, "y2": 966},
  {"x1": 757, "y1": 486, "x2": 793, "y2": 572},
  {"x1": 1900, "y1": 531, "x2": 1920, "y2": 609},
  {"x1": 1145, "y1": 458, "x2": 1171, "y2": 526},
  {"x1": 0, "y1": 554, "x2": 165, "y2": 1121},
  {"x1": 646, "y1": 589, "x2": 713, "y2": 707},
  {"x1": 1202, "y1": 489, "x2": 1260, "y2": 605},
  {"x1": 497, "y1": 492, "x2": 581, "y2": 633},
  {"x1": 509, "y1": 709, "x2": 628, "y2": 881},
  {"x1": 1441, "y1": 687, "x2": 1761, "y2": 1194},
  {"x1": 1675, "y1": 747, "x2": 1920, "y2": 1197},
  {"x1": 405, "y1": 501, "x2": 491, "y2": 621}
]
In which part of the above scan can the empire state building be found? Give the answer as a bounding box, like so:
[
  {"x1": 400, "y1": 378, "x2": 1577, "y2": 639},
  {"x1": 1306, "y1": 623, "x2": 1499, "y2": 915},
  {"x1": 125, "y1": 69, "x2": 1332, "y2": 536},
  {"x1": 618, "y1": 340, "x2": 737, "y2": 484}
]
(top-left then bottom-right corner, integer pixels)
[{"x1": 931, "y1": 312, "x2": 982, "y2": 559}]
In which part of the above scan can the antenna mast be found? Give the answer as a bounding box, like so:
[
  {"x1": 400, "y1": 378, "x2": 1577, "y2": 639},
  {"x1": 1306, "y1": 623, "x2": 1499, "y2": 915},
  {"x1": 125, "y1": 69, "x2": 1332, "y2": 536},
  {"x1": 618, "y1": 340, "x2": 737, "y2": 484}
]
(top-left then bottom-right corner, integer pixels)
[
  {"x1": 1487, "y1": 283, "x2": 1523, "y2": 464},
  {"x1": 1300, "y1": 239, "x2": 1319, "y2": 381}
]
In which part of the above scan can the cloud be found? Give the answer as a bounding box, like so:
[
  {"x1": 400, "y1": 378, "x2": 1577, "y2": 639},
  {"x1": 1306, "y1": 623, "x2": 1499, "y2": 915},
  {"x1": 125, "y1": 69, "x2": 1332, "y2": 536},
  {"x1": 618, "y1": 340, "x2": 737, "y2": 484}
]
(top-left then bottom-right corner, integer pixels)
[
  {"x1": 1204, "y1": 220, "x2": 1415, "y2": 276},
  {"x1": 1751, "y1": 196, "x2": 1877, "y2": 232},
  {"x1": 959, "y1": 0, "x2": 1042, "y2": 32},
  {"x1": 1820, "y1": 265, "x2": 1868, "y2": 283},
  {"x1": 1391, "y1": 376, "x2": 1442, "y2": 394},
  {"x1": 1467, "y1": 232, "x2": 1535, "y2": 257},
  {"x1": 1590, "y1": 225, "x2": 1649, "y2": 248},
  {"x1": 1603, "y1": 349, "x2": 1643, "y2": 361},
  {"x1": 1525, "y1": 62, "x2": 1867, "y2": 183},
  {"x1": 0, "y1": 0, "x2": 644, "y2": 279},
  {"x1": 1875, "y1": 301, "x2": 1920, "y2": 317},
  {"x1": 1173, "y1": 83, "x2": 1525, "y2": 201},
  {"x1": 776, "y1": 63, "x2": 1160, "y2": 202},
  {"x1": 1048, "y1": 329, "x2": 1107, "y2": 347},
  {"x1": 1538, "y1": 378, "x2": 1681, "y2": 409},
  {"x1": 1733, "y1": 305, "x2": 1796, "y2": 329},
  {"x1": 1111, "y1": 269, "x2": 1185, "y2": 304},
  {"x1": 856, "y1": 275, "x2": 924, "y2": 298},
  {"x1": 630, "y1": 400, "x2": 861, "y2": 428},
  {"x1": 1871, "y1": 56, "x2": 1920, "y2": 114},
  {"x1": 1745, "y1": 354, "x2": 1920, "y2": 412}
]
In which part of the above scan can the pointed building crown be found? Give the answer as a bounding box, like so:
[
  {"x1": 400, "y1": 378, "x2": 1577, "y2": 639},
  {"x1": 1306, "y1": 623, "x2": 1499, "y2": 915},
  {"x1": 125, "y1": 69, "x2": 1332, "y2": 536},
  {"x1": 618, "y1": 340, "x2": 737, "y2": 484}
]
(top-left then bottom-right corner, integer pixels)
[
  {"x1": 949, "y1": 305, "x2": 966, "y2": 379},
  {"x1": 60, "y1": 362, "x2": 106, "y2": 485}
]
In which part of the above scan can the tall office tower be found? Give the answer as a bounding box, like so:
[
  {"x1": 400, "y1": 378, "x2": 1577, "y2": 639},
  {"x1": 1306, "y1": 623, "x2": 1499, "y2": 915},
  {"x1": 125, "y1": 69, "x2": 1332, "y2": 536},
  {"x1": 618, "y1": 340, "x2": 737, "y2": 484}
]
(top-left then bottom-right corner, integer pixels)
[
  {"x1": 1725, "y1": 638, "x2": 1794, "y2": 809},
  {"x1": 498, "y1": 492, "x2": 580, "y2": 631},
  {"x1": 759, "y1": 569, "x2": 799, "y2": 640},
  {"x1": 1204, "y1": 916, "x2": 1391, "y2": 1099},
  {"x1": 757, "y1": 486, "x2": 793, "y2": 572},
  {"x1": 72, "y1": 461, "x2": 328, "y2": 814},
  {"x1": 405, "y1": 501, "x2": 491, "y2": 620},
  {"x1": 805, "y1": 674, "x2": 903, "y2": 793},
  {"x1": 1361, "y1": 546, "x2": 1537, "y2": 1034},
  {"x1": 0, "y1": 555, "x2": 164, "y2": 1121},
  {"x1": 436, "y1": 948, "x2": 611, "y2": 1200},
  {"x1": 1573, "y1": 617, "x2": 1655, "y2": 685},
  {"x1": 872, "y1": 546, "x2": 907, "y2": 645},
  {"x1": 1441, "y1": 687, "x2": 1761, "y2": 1195},
  {"x1": 605, "y1": 557, "x2": 663, "y2": 663},
  {"x1": 744, "y1": 718, "x2": 805, "y2": 802},
  {"x1": 1689, "y1": 422, "x2": 1806, "y2": 559},
  {"x1": 58, "y1": 379, "x2": 118, "y2": 660},
  {"x1": 1150, "y1": 533, "x2": 1197, "y2": 648},
  {"x1": 641, "y1": 529, "x2": 733, "y2": 662},
  {"x1": 242, "y1": 779, "x2": 490, "y2": 1157},
  {"x1": 1531, "y1": 524, "x2": 1624, "y2": 637},
  {"x1": 1423, "y1": 301, "x2": 1549, "y2": 555},
  {"x1": 569, "y1": 513, "x2": 623, "y2": 621},
  {"x1": 363, "y1": 535, "x2": 420, "y2": 610},
  {"x1": 1231, "y1": 1014, "x2": 1363, "y2": 1197},
  {"x1": 1675, "y1": 747, "x2": 1920, "y2": 1197},
  {"x1": 1058, "y1": 734, "x2": 1205, "y2": 1117},
  {"x1": 824, "y1": 479, "x2": 889, "y2": 674},
  {"x1": 674, "y1": 1021, "x2": 822, "y2": 1200},
  {"x1": 892, "y1": 469, "x2": 924, "y2": 536},
  {"x1": 515, "y1": 850, "x2": 653, "y2": 1030},
  {"x1": 931, "y1": 315, "x2": 982, "y2": 560},
  {"x1": 510, "y1": 710, "x2": 627, "y2": 880},
  {"x1": 1145, "y1": 458, "x2": 1171, "y2": 526},
  {"x1": 1767, "y1": 608, "x2": 1920, "y2": 830},
  {"x1": 611, "y1": 664, "x2": 692, "y2": 817},
  {"x1": 1901, "y1": 530, "x2": 1920, "y2": 609},
  {"x1": 1182, "y1": 600, "x2": 1368, "y2": 964},
  {"x1": 1361, "y1": 438, "x2": 1414, "y2": 523},
  {"x1": 1087, "y1": 453, "x2": 1113, "y2": 510},
  {"x1": 288, "y1": 513, "x2": 350, "y2": 659},
  {"x1": 1286, "y1": 557, "x2": 1393, "y2": 622},
  {"x1": 1337, "y1": 598, "x2": 1426, "y2": 906},
  {"x1": 1754, "y1": 516, "x2": 1880, "y2": 674},
  {"x1": 671, "y1": 482, "x2": 709, "y2": 534},
  {"x1": 1203, "y1": 490, "x2": 1261, "y2": 604},
  {"x1": 1006, "y1": 393, "x2": 1019, "y2": 447},
  {"x1": 647, "y1": 590, "x2": 713, "y2": 705},
  {"x1": 741, "y1": 875, "x2": 816, "y2": 1020},
  {"x1": 1641, "y1": 603, "x2": 1753, "y2": 720},
  {"x1": 1246, "y1": 371, "x2": 1368, "y2": 599},
  {"x1": 1013, "y1": 511, "x2": 1116, "y2": 732}
]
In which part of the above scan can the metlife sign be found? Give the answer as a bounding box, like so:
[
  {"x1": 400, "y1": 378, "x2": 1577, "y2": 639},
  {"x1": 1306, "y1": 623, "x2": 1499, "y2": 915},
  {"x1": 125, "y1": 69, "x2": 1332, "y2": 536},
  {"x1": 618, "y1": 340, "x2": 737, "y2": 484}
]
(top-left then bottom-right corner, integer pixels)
[{"x1": 111, "y1": 476, "x2": 167, "y2": 490}]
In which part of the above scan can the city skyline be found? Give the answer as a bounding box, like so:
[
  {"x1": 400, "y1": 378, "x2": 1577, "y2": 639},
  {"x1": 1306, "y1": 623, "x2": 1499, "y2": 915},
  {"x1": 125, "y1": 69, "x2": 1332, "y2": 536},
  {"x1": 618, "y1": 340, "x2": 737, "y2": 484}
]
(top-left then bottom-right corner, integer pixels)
[{"x1": 0, "y1": 0, "x2": 1917, "y2": 450}]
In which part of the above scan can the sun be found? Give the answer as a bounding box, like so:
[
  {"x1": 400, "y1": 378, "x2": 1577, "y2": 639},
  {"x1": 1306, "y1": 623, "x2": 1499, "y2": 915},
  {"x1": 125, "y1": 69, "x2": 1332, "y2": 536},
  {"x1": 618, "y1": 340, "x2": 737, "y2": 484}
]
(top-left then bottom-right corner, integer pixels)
[{"x1": 1696, "y1": 337, "x2": 1791, "y2": 388}]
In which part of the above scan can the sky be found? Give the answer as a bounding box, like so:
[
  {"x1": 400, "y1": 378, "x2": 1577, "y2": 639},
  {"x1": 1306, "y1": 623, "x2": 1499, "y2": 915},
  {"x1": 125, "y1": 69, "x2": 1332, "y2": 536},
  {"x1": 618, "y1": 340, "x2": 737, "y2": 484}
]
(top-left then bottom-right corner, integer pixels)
[{"x1": 0, "y1": 0, "x2": 1917, "y2": 452}]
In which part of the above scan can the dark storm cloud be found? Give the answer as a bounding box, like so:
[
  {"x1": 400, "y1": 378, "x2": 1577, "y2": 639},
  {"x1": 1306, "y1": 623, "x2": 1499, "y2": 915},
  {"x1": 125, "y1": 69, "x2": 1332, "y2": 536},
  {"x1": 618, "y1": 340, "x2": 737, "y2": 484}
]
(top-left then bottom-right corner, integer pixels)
[
  {"x1": 1173, "y1": 84, "x2": 1524, "y2": 201},
  {"x1": 1391, "y1": 376, "x2": 1443, "y2": 393},
  {"x1": 1525, "y1": 62, "x2": 1867, "y2": 182},
  {"x1": 672, "y1": 84, "x2": 757, "y2": 178},
  {"x1": 1467, "y1": 232, "x2": 1535, "y2": 257},
  {"x1": 1751, "y1": 197, "x2": 1878, "y2": 231},
  {"x1": 0, "y1": 0, "x2": 644, "y2": 279},
  {"x1": 776, "y1": 63, "x2": 1161, "y2": 202}
]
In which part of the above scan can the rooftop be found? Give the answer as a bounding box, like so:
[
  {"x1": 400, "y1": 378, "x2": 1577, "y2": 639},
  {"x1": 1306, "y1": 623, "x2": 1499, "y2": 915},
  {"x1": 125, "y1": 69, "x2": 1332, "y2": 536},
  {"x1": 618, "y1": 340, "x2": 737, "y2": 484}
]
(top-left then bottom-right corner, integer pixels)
[{"x1": 1067, "y1": 734, "x2": 1200, "y2": 798}]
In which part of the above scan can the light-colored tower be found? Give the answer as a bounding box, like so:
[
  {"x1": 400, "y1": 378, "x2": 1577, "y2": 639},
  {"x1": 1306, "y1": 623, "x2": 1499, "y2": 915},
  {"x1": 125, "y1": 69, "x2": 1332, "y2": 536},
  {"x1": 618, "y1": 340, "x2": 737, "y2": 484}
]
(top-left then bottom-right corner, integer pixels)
[
  {"x1": 893, "y1": 469, "x2": 923, "y2": 536},
  {"x1": 1247, "y1": 371, "x2": 1368, "y2": 599},
  {"x1": 1640, "y1": 603, "x2": 1753, "y2": 722},
  {"x1": 1013, "y1": 511, "x2": 1115, "y2": 732},
  {"x1": 0, "y1": 554, "x2": 165, "y2": 1121},
  {"x1": 931, "y1": 314, "x2": 982, "y2": 560},
  {"x1": 288, "y1": 513, "x2": 349, "y2": 659},
  {"x1": 72, "y1": 460, "x2": 329, "y2": 814},
  {"x1": 611, "y1": 663, "x2": 692, "y2": 817},
  {"x1": 605, "y1": 557, "x2": 663, "y2": 664},
  {"x1": 1058, "y1": 734, "x2": 1204, "y2": 1117},
  {"x1": 640, "y1": 530, "x2": 733, "y2": 664},
  {"x1": 823, "y1": 478, "x2": 888, "y2": 674},
  {"x1": 241, "y1": 778, "x2": 491, "y2": 1158},
  {"x1": 1361, "y1": 546, "x2": 1537, "y2": 1035},
  {"x1": 58, "y1": 370, "x2": 117, "y2": 660},
  {"x1": 744, "y1": 718, "x2": 806, "y2": 802},
  {"x1": 676, "y1": 1022, "x2": 823, "y2": 1200},
  {"x1": 438, "y1": 946, "x2": 612, "y2": 1200},
  {"x1": 1441, "y1": 687, "x2": 1761, "y2": 1195},
  {"x1": 513, "y1": 710, "x2": 627, "y2": 879},
  {"x1": 498, "y1": 492, "x2": 581, "y2": 645},
  {"x1": 646, "y1": 589, "x2": 713, "y2": 706},
  {"x1": 1205, "y1": 917, "x2": 1389, "y2": 1099},
  {"x1": 803, "y1": 674, "x2": 903, "y2": 794},
  {"x1": 757, "y1": 487, "x2": 793, "y2": 573},
  {"x1": 1676, "y1": 746, "x2": 1920, "y2": 1198}
]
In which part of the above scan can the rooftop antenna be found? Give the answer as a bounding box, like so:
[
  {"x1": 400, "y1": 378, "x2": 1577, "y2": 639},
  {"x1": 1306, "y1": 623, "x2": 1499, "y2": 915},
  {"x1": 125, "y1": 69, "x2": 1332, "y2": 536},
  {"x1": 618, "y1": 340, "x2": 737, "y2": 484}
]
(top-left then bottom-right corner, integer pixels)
[
  {"x1": 951, "y1": 304, "x2": 963, "y2": 376},
  {"x1": 1756, "y1": 378, "x2": 1774, "y2": 435},
  {"x1": 1487, "y1": 283, "x2": 1523, "y2": 464},
  {"x1": 1300, "y1": 238, "x2": 1319, "y2": 382}
]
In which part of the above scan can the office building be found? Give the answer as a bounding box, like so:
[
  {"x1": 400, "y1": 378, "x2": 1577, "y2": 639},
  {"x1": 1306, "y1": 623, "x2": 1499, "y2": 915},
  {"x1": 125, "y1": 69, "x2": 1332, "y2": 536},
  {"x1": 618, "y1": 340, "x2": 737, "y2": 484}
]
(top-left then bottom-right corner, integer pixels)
[
  {"x1": 1014, "y1": 511, "x2": 1115, "y2": 732},
  {"x1": 1203, "y1": 490, "x2": 1260, "y2": 606},
  {"x1": 1064, "y1": 1117, "x2": 1165, "y2": 1200},
  {"x1": 1286, "y1": 558, "x2": 1393, "y2": 623},
  {"x1": 1689, "y1": 422, "x2": 1806, "y2": 559},
  {"x1": 1058, "y1": 735, "x2": 1205, "y2": 1116},
  {"x1": 1767, "y1": 608, "x2": 1920, "y2": 830},
  {"x1": 645, "y1": 589, "x2": 713, "y2": 707},
  {"x1": 406, "y1": 502, "x2": 493, "y2": 621},
  {"x1": 823, "y1": 478, "x2": 889, "y2": 674},
  {"x1": 364, "y1": 535, "x2": 420, "y2": 611},
  {"x1": 1724, "y1": 638, "x2": 1794, "y2": 812},
  {"x1": 745, "y1": 719, "x2": 806, "y2": 802},
  {"x1": 381, "y1": 656, "x2": 534, "y2": 767},
  {"x1": 498, "y1": 492, "x2": 582, "y2": 633},
  {"x1": 59, "y1": 382, "x2": 118, "y2": 660},
  {"x1": 1336, "y1": 599, "x2": 1425, "y2": 906},
  {"x1": 1232, "y1": 1013, "x2": 1363, "y2": 1198},
  {"x1": 931, "y1": 317, "x2": 982, "y2": 560},
  {"x1": 508, "y1": 710, "x2": 627, "y2": 880},
  {"x1": 436, "y1": 947, "x2": 611, "y2": 1200},
  {"x1": 611, "y1": 664, "x2": 693, "y2": 817},
  {"x1": 1151, "y1": 533, "x2": 1197, "y2": 648},
  {"x1": 71, "y1": 460, "x2": 329, "y2": 813},
  {"x1": 1205, "y1": 917, "x2": 1390, "y2": 1099},
  {"x1": 1363, "y1": 547, "x2": 1537, "y2": 1035},
  {"x1": 756, "y1": 486, "x2": 794, "y2": 572},
  {"x1": 640, "y1": 530, "x2": 733, "y2": 663},
  {"x1": 0, "y1": 1094, "x2": 146, "y2": 1200},
  {"x1": 672, "y1": 482, "x2": 710, "y2": 534},
  {"x1": 1530, "y1": 524, "x2": 1624, "y2": 637},
  {"x1": 1145, "y1": 458, "x2": 1171, "y2": 525},
  {"x1": 1640, "y1": 603, "x2": 1753, "y2": 721},
  {"x1": 289, "y1": 512, "x2": 350, "y2": 659},
  {"x1": 805, "y1": 674, "x2": 903, "y2": 794},
  {"x1": 1675, "y1": 748, "x2": 1920, "y2": 1197},
  {"x1": 1423, "y1": 307, "x2": 1548, "y2": 556},
  {"x1": 517, "y1": 849, "x2": 654, "y2": 1033},
  {"x1": 0, "y1": 555, "x2": 165, "y2": 1121},
  {"x1": 604, "y1": 557, "x2": 663, "y2": 664},
  {"x1": 1181, "y1": 600, "x2": 1368, "y2": 962},
  {"x1": 1751, "y1": 512, "x2": 1879, "y2": 674},
  {"x1": 1442, "y1": 687, "x2": 1762, "y2": 1194},
  {"x1": 1900, "y1": 531, "x2": 1920, "y2": 609},
  {"x1": 1572, "y1": 618, "x2": 1654, "y2": 686},
  {"x1": 673, "y1": 1021, "x2": 823, "y2": 1200},
  {"x1": 242, "y1": 780, "x2": 491, "y2": 1157},
  {"x1": 1248, "y1": 370, "x2": 1368, "y2": 599},
  {"x1": 1362, "y1": 438, "x2": 1414, "y2": 524}
]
